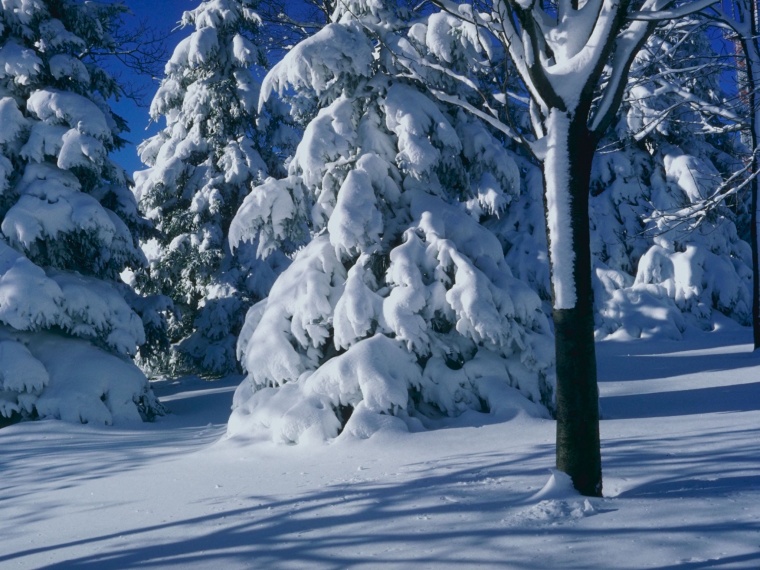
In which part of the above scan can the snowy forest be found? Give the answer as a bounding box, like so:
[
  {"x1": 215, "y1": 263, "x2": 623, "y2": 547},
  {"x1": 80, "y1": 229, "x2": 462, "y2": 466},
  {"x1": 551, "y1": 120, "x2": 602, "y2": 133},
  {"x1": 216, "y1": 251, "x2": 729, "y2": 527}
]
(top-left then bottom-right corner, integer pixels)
[{"x1": 2, "y1": 1, "x2": 760, "y2": 567}]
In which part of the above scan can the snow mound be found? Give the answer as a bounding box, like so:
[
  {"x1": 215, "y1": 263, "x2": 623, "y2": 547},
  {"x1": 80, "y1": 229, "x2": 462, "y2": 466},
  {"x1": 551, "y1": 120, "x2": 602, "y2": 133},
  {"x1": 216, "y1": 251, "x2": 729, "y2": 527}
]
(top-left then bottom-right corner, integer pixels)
[
  {"x1": 506, "y1": 471, "x2": 596, "y2": 527},
  {"x1": 510, "y1": 498, "x2": 596, "y2": 526},
  {"x1": 530, "y1": 469, "x2": 581, "y2": 501},
  {"x1": 0, "y1": 328, "x2": 163, "y2": 424}
]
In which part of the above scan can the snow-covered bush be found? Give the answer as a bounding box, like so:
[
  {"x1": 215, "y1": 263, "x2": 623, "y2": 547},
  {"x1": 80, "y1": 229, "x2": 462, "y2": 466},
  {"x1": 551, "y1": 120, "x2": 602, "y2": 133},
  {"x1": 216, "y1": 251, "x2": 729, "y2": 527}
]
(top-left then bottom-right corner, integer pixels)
[
  {"x1": 133, "y1": 0, "x2": 284, "y2": 376},
  {"x1": 504, "y1": 133, "x2": 752, "y2": 342},
  {"x1": 0, "y1": 1, "x2": 163, "y2": 423},
  {"x1": 227, "y1": 4, "x2": 555, "y2": 444}
]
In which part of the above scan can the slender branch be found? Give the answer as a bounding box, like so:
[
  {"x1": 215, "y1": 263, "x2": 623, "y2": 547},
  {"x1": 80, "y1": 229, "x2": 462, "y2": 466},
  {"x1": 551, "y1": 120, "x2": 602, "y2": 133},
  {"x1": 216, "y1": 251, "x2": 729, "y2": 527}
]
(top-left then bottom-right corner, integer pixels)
[
  {"x1": 629, "y1": 0, "x2": 719, "y2": 21},
  {"x1": 647, "y1": 149, "x2": 760, "y2": 230}
]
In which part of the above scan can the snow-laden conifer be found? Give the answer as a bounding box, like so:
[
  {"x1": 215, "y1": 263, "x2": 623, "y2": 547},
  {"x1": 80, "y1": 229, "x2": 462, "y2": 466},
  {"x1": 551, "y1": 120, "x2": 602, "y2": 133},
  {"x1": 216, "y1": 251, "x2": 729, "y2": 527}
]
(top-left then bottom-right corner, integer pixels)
[
  {"x1": 0, "y1": 0, "x2": 163, "y2": 423},
  {"x1": 133, "y1": 0, "x2": 282, "y2": 376},
  {"x1": 227, "y1": 2, "x2": 554, "y2": 444}
]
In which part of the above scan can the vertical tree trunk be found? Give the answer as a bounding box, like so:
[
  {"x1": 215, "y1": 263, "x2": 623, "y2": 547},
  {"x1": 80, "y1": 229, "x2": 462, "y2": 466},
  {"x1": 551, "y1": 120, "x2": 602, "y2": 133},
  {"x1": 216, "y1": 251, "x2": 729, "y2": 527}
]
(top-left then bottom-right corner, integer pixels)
[
  {"x1": 750, "y1": 102, "x2": 760, "y2": 350},
  {"x1": 543, "y1": 111, "x2": 602, "y2": 497},
  {"x1": 745, "y1": 4, "x2": 760, "y2": 350}
]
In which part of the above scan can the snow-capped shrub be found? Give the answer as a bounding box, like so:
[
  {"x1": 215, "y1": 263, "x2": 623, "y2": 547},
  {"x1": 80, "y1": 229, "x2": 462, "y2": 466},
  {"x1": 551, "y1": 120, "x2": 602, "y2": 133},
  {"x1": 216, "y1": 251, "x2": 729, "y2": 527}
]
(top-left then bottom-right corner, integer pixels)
[
  {"x1": 592, "y1": 23, "x2": 752, "y2": 337},
  {"x1": 493, "y1": 23, "x2": 752, "y2": 341},
  {"x1": 227, "y1": 5, "x2": 555, "y2": 444}
]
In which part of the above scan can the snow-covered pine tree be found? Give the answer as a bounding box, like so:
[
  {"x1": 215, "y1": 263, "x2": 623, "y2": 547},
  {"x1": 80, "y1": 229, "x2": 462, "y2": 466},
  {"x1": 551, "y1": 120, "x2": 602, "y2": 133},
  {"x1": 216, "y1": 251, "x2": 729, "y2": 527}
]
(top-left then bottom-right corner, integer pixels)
[
  {"x1": 0, "y1": 0, "x2": 164, "y2": 424},
  {"x1": 226, "y1": 1, "x2": 555, "y2": 444},
  {"x1": 133, "y1": 0, "x2": 281, "y2": 377}
]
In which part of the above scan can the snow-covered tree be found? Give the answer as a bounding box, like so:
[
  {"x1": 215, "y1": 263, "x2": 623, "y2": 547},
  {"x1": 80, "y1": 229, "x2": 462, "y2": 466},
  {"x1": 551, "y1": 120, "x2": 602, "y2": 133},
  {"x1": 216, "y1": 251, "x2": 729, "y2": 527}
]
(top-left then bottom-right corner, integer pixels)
[
  {"x1": 489, "y1": 15, "x2": 753, "y2": 342},
  {"x1": 0, "y1": 0, "x2": 164, "y2": 424},
  {"x1": 425, "y1": 0, "x2": 719, "y2": 496},
  {"x1": 133, "y1": 0, "x2": 282, "y2": 377},
  {"x1": 226, "y1": 1, "x2": 555, "y2": 444},
  {"x1": 592, "y1": 19, "x2": 752, "y2": 339}
]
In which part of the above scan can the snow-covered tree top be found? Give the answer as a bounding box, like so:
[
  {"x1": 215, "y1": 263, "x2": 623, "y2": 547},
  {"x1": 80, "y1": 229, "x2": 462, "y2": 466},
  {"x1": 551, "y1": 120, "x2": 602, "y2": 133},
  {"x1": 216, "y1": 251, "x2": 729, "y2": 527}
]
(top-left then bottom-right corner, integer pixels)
[
  {"x1": 182, "y1": 0, "x2": 262, "y2": 30},
  {"x1": 260, "y1": 22, "x2": 373, "y2": 106},
  {"x1": 150, "y1": 0, "x2": 264, "y2": 122}
]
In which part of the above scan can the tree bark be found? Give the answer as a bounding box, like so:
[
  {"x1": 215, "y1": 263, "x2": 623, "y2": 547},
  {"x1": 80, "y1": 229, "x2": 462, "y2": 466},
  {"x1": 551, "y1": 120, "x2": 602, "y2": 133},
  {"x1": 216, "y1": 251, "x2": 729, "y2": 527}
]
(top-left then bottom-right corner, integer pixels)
[{"x1": 544, "y1": 112, "x2": 602, "y2": 497}]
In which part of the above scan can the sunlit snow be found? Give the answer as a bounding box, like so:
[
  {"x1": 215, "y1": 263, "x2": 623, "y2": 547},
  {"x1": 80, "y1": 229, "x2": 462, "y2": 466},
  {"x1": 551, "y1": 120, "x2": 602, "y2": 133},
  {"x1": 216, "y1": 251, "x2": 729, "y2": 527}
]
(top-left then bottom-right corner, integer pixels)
[{"x1": 3, "y1": 321, "x2": 759, "y2": 569}]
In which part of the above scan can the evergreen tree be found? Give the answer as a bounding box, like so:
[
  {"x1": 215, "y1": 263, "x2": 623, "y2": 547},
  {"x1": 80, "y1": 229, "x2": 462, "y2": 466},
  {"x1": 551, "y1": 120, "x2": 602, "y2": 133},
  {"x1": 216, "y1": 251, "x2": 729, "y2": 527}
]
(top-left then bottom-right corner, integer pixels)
[
  {"x1": 0, "y1": 0, "x2": 163, "y2": 424},
  {"x1": 134, "y1": 0, "x2": 281, "y2": 377},
  {"x1": 227, "y1": 1, "x2": 555, "y2": 444}
]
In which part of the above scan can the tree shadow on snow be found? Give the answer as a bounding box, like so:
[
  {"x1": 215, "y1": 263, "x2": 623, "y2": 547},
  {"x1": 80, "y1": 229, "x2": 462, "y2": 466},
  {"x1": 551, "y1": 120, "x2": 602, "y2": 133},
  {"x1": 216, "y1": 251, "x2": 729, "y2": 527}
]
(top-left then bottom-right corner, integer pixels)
[
  {"x1": 650, "y1": 552, "x2": 760, "y2": 569},
  {"x1": 600, "y1": 381, "x2": 760, "y2": 418},
  {"x1": 597, "y1": 326, "x2": 760, "y2": 417},
  {"x1": 596, "y1": 340, "x2": 759, "y2": 383},
  {"x1": 1, "y1": 448, "x2": 563, "y2": 570},
  {"x1": 3, "y1": 437, "x2": 759, "y2": 570},
  {"x1": 604, "y1": 427, "x2": 760, "y2": 499},
  {"x1": 4, "y1": 348, "x2": 759, "y2": 568},
  {"x1": 0, "y1": 378, "x2": 238, "y2": 511}
]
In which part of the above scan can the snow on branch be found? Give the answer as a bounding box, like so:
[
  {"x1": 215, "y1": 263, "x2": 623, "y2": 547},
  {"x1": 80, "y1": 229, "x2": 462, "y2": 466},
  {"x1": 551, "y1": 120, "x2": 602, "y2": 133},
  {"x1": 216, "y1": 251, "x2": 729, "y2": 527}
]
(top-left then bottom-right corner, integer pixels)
[
  {"x1": 629, "y1": 0, "x2": 719, "y2": 22},
  {"x1": 646, "y1": 150, "x2": 760, "y2": 232},
  {"x1": 428, "y1": 89, "x2": 523, "y2": 144}
]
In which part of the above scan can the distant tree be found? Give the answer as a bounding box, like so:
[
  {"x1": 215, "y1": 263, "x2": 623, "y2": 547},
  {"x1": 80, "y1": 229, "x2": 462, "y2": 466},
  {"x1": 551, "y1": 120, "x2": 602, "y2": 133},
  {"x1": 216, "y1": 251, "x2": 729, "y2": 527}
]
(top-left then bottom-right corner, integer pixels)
[
  {"x1": 601, "y1": 18, "x2": 750, "y2": 336},
  {"x1": 226, "y1": 0, "x2": 555, "y2": 443},
  {"x1": 133, "y1": 0, "x2": 283, "y2": 377},
  {"x1": 0, "y1": 0, "x2": 164, "y2": 424}
]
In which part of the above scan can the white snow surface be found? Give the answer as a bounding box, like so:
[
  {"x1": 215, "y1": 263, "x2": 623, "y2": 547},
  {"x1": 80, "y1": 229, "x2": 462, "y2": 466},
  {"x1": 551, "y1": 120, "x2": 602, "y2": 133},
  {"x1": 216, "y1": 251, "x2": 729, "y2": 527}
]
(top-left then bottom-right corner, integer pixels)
[{"x1": 3, "y1": 318, "x2": 759, "y2": 569}]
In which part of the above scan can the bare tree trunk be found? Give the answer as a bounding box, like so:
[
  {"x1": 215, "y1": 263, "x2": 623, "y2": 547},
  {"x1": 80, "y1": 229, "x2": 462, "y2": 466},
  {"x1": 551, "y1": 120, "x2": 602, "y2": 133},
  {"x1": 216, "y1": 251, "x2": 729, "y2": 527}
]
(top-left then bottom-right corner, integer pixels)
[
  {"x1": 543, "y1": 111, "x2": 602, "y2": 497},
  {"x1": 745, "y1": 3, "x2": 760, "y2": 350},
  {"x1": 750, "y1": 103, "x2": 760, "y2": 350}
]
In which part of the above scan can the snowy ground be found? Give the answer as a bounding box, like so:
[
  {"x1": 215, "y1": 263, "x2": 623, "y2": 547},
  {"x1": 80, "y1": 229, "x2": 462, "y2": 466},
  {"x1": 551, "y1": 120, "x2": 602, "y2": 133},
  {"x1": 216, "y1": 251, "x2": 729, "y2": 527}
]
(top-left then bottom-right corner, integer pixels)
[{"x1": 3, "y1": 318, "x2": 760, "y2": 569}]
